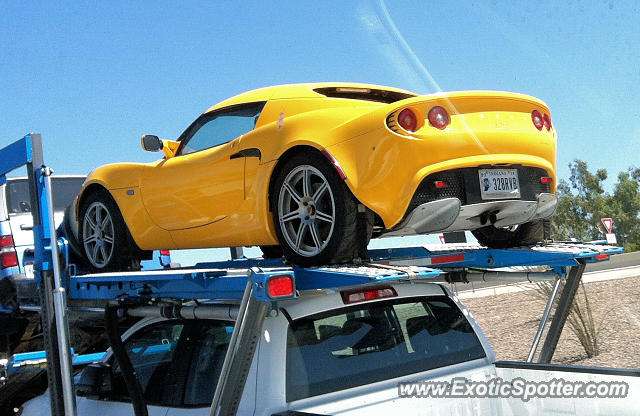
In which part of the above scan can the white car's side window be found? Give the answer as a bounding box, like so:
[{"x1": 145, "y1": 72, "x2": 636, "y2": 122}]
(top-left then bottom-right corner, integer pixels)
[
  {"x1": 110, "y1": 321, "x2": 185, "y2": 406},
  {"x1": 103, "y1": 320, "x2": 232, "y2": 408}
]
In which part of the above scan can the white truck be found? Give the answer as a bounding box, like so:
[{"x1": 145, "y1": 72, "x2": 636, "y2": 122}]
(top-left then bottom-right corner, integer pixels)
[{"x1": 20, "y1": 280, "x2": 639, "y2": 416}]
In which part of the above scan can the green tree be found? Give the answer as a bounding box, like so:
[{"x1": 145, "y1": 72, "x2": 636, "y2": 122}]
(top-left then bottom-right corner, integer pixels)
[{"x1": 551, "y1": 160, "x2": 640, "y2": 251}]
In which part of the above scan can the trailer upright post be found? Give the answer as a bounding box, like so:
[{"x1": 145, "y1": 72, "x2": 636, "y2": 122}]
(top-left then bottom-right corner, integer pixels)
[{"x1": 538, "y1": 261, "x2": 587, "y2": 363}]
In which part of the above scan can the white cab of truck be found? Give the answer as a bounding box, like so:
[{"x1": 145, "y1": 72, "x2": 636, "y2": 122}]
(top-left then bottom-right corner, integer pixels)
[{"x1": 20, "y1": 281, "x2": 639, "y2": 415}]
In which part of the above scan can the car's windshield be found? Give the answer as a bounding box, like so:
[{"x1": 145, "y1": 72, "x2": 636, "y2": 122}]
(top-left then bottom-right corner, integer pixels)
[
  {"x1": 6, "y1": 177, "x2": 84, "y2": 215},
  {"x1": 286, "y1": 295, "x2": 486, "y2": 401}
]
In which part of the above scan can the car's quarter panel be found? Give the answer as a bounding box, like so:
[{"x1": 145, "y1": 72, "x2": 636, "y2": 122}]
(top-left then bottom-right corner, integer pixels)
[
  {"x1": 325, "y1": 92, "x2": 557, "y2": 229},
  {"x1": 139, "y1": 141, "x2": 244, "y2": 232}
]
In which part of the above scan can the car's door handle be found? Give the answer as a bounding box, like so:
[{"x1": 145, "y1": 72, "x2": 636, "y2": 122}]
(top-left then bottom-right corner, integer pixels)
[
  {"x1": 230, "y1": 148, "x2": 261, "y2": 160},
  {"x1": 20, "y1": 224, "x2": 33, "y2": 231}
]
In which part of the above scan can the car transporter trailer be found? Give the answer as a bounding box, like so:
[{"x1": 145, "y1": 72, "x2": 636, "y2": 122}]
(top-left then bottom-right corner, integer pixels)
[{"x1": 0, "y1": 134, "x2": 624, "y2": 416}]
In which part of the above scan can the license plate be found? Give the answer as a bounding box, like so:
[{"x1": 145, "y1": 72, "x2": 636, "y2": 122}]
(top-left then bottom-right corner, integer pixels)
[{"x1": 479, "y1": 169, "x2": 520, "y2": 199}]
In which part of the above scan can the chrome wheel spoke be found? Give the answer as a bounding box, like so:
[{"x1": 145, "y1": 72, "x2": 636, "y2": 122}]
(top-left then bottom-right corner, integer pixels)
[
  {"x1": 95, "y1": 207, "x2": 102, "y2": 226},
  {"x1": 86, "y1": 215, "x2": 98, "y2": 230},
  {"x1": 101, "y1": 215, "x2": 111, "y2": 229},
  {"x1": 315, "y1": 210, "x2": 334, "y2": 223},
  {"x1": 280, "y1": 210, "x2": 298, "y2": 223},
  {"x1": 310, "y1": 222, "x2": 322, "y2": 248},
  {"x1": 284, "y1": 182, "x2": 302, "y2": 204},
  {"x1": 91, "y1": 243, "x2": 101, "y2": 262},
  {"x1": 85, "y1": 235, "x2": 99, "y2": 244},
  {"x1": 312, "y1": 181, "x2": 328, "y2": 201},
  {"x1": 295, "y1": 222, "x2": 308, "y2": 250},
  {"x1": 302, "y1": 168, "x2": 312, "y2": 197}
]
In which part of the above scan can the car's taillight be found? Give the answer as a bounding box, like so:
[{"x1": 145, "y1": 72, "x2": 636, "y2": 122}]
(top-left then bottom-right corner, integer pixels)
[
  {"x1": 397, "y1": 108, "x2": 418, "y2": 132},
  {"x1": 341, "y1": 286, "x2": 397, "y2": 304},
  {"x1": 543, "y1": 113, "x2": 552, "y2": 131},
  {"x1": 540, "y1": 176, "x2": 553, "y2": 184},
  {"x1": 267, "y1": 275, "x2": 295, "y2": 298},
  {"x1": 427, "y1": 106, "x2": 450, "y2": 130},
  {"x1": 0, "y1": 235, "x2": 14, "y2": 248},
  {"x1": 1, "y1": 235, "x2": 18, "y2": 269},
  {"x1": 160, "y1": 249, "x2": 170, "y2": 256},
  {"x1": 531, "y1": 110, "x2": 544, "y2": 131},
  {"x1": 1, "y1": 251, "x2": 18, "y2": 268},
  {"x1": 434, "y1": 180, "x2": 449, "y2": 189}
]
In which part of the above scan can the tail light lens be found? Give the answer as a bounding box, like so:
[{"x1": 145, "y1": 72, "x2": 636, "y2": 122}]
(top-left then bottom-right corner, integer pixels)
[
  {"x1": 1, "y1": 235, "x2": 18, "y2": 269},
  {"x1": 543, "y1": 113, "x2": 551, "y2": 131},
  {"x1": 434, "y1": 180, "x2": 449, "y2": 189},
  {"x1": 267, "y1": 275, "x2": 295, "y2": 298},
  {"x1": 1, "y1": 251, "x2": 18, "y2": 268},
  {"x1": 341, "y1": 286, "x2": 397, "y2": 304},
  {"x1": 540, "y1": 177, "x2": 553, "y2": 184},
  {"x1": 160, "y1": 249, "x2": 170, "y2": 256},
  {"x1": 531, "y1": 110, "x2": 544, "y2": 130},
  {"x1": 397, "y1": 108, "x2": 418, "y2": 132},
  {"x1": 0, "y1": 236, "x2": 15, "y2": 248},
  {"x1": 428, "y1": 106, "x2": 450, "y2": 130}
]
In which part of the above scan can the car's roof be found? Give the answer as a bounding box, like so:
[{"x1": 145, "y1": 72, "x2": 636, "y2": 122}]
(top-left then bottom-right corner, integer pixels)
[{"x1": 204, "y1": 82, "x2": 418, "y2": 113}]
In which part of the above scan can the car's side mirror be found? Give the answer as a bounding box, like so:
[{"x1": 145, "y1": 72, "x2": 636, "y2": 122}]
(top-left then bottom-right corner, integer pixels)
[
  {"x1": 141, "y1": 134, "x2": 163, "y2": 152},
  {"x1": 76, "y1": 363, "x2": 113, "y2": 399}
]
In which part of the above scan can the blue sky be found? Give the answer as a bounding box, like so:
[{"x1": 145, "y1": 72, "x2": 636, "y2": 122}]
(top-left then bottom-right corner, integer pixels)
[{"x1": 1, "y1": 1, "x2": 638, "y2": 264}]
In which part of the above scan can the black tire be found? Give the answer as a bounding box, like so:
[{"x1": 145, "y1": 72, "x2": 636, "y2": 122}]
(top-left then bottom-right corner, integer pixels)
[
  {"x1": 472, "y1": 219, "x2": 550, "y2": 249},
  {"x1": 259, "y1": 245, "x2": 283, "y2": 259},
  {"x1": 57, "y1": 204, "x2": 86, "y2": 268},
  {"x1": 79, "y1": 190, "x2": 140, "y2": 272},
  {"x1": 270, "y1": 152, "x2": 368, "y2": 266}
]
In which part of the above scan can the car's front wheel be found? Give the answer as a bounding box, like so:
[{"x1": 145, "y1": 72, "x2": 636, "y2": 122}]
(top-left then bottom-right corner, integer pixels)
[
  {"x1": 271, "y1": 152, "x2": 367, "y2": 266},
  {"x1": 79, "y1": 190, "x2": 140, "y2": 272}
]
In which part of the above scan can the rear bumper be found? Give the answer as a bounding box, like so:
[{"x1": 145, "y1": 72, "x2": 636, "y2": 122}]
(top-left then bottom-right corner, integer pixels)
[{"x1": 385, "y1": 193, "x2": 557, "y2": 236}]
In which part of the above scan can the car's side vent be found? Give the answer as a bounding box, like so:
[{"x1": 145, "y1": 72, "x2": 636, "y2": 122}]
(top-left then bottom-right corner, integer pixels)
[{"x1": 386, "y1": 111, "x2": 401, "y2": 133}]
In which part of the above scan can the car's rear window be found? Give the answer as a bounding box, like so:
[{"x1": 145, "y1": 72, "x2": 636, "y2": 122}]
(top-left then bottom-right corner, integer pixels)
[
  {"x1": 6, "y1": 177, "x2": 84, "y2": 215},
  {"x1": 286, "y1": 295, "x2": 486, "y2": 401}
]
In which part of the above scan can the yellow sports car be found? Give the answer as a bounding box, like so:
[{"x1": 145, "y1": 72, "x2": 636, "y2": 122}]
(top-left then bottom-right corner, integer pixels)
[{"x1": 70, "y1": 82, "x2": 557, "y2": 270}]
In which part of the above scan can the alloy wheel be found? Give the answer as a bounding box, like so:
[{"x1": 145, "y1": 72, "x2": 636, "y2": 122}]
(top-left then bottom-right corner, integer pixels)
[
  {"x1": 278, "y1": 165, "x2": 336, "y2": 257},
  {"x1": 82, "y1": 201, "x2": 115, "y2": 268}
]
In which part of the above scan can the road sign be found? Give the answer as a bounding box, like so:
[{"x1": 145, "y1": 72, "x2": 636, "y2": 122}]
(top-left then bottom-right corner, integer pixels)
[{"x1": 601, "y1": 218, "x2": 613, "y2": 233}]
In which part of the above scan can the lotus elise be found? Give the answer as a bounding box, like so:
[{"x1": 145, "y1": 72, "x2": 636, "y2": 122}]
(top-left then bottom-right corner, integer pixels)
[{"x1": 69, "y1": 83, "x2": 557, "y2": 270}]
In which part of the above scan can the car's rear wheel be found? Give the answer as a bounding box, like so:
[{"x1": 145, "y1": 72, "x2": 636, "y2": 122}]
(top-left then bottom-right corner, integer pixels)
[
  {"x1": 79, "y1": 190, "x2": 140, "y2": 272},
  {"x1": 271, "y1": 152, "x2": 367, "y2": 266},
  {"x1": 471, "y1": 219, "x2": 550, "y2": 248}
]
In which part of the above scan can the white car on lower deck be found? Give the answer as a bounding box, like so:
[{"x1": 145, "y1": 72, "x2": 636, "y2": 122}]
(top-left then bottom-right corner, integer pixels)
[{"x1": 20, "y1": 281, "x2": 639, "y2": 415}]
